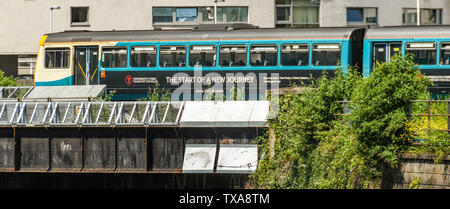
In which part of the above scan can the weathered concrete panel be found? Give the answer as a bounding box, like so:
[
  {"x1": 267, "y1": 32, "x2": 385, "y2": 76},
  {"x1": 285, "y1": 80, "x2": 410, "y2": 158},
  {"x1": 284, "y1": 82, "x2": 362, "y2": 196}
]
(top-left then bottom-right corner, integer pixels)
[
  {"x1": 377, "y1": 154, "x2": 450, "y2": 189},
  {"x1": 182, "y1": 144, "x2": 216, "y2": 173},
  {"x1": 180, "y1": 101, "x2": 219, "y2": 127},
  {"x1": 0, "y1": 138, "x2": 14, "y2": 169},
  {"x1": 180, "y1": 101, "x2": 269, "y2": 128},
  {"x1": 20, "y1": 138, "x2": 49, "y2": 170},
  {"x1": 216, "y1": 144, "x2": 257, "y2": 174},
  {"x1": 85, "y1": 138, "x2": 115, "y2": 170},
  {"x1": 51, "y1": 138, "x2": 82, "y2": 170}
]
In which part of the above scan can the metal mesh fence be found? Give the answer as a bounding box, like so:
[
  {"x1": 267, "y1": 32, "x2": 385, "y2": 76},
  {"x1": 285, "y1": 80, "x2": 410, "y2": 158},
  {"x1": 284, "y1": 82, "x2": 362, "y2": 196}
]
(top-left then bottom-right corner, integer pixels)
[
  {"x1": 51, "y1": 138, "x2": 82, "y2": 170},
  {"x1": 84, "y1": 138, "x2": 115, "y2": 170},
  {"x1": 152, "y1": 138, "x2": 184, "y2": 170},
  {"x1": 20, "y1": 138, "x2": 49, "y2": 170},
  {"x1": 117, "y1": 138, "x2": 146, "y2": 170},
  {"x1": 0, "y1": 138, "x2": 14, "y2": 169}
]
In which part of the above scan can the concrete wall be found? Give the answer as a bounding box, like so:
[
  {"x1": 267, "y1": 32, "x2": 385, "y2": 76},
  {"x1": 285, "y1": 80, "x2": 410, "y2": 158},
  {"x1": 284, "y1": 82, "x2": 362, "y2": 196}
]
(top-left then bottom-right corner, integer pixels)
[
  {"x1": 321, "y1": 0, "x2": 450, "y2": 27},
  {"x1": 0, "y1": 0, "x2": 275, "y2": 55},
  {"x1": 375, "y1": 154, "x2": 450, "y2": 189}
]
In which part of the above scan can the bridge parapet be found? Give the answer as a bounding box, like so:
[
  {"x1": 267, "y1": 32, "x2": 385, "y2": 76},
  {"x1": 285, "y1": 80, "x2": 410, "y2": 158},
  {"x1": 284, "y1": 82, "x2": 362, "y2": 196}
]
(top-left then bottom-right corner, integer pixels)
[
  {"x1": 0, "y1": 101, "x2": 268, "y2": 174},
  {"x1": 0, "y1": 101, "x2": 269, "y2": 128}
]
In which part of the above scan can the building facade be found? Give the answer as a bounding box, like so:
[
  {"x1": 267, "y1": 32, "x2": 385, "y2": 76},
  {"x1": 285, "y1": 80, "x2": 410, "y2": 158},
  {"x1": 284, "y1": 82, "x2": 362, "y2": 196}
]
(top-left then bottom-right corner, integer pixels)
[{"x1": 0, "y1": 0, "x2": 449, "y2": 80}]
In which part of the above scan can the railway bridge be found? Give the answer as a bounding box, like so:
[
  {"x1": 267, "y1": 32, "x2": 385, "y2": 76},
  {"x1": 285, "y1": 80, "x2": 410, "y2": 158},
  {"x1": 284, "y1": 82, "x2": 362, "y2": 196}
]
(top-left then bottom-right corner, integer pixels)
[{"x1": 0, "y1": 86, "x2": 268, "y2": 189}]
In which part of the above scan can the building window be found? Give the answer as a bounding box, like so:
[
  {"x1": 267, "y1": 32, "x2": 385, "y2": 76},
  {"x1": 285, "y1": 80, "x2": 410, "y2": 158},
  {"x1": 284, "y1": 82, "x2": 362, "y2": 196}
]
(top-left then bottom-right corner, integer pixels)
[
  {"x1": 176, "y1": 8, "x2": 198, "y2": 22},
  {"x1": 277, "y1": 7, "x2": 291, "y2": 22},
  {"x1": 403, "y1": 8, "x2": 442, "y2": 25},
  {"x1": 18, "y1": 55, "x2": 36, "y2": 76},
  {"x1": 45, "y1": 48, "x2": 70, "y2": 69},
  {"x1": 347, "y1": 8, "x2": 377, "y2": 25},
  {"x1": 71, "y1": 7, "x2": 89, "y2": 25},
  {"x1": 422, "y1": 9, "x2": 442, "y2": 24},
  {"x1": 153, "y1": 7, "x2": 248, "y2": 25},
  {"x1": 276, "y1": 0, "x2": 320, "y2": 28},
  {"x1": 201, "y1": 7, "x2": 224, "y2": 22},
  {"x1": 153, "y1": 7, "x2": 173, "y2": 23},
  {"x1": 224, "y1": 7, "x2": 248, "y2": 22}
]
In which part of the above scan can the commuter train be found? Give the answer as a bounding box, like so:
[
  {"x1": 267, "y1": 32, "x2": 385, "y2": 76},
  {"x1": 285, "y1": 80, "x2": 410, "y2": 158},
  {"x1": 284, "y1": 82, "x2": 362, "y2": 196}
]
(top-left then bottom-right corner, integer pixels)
[{"x1": 34, "y1": 24, "x2": 450, "y2": 100}]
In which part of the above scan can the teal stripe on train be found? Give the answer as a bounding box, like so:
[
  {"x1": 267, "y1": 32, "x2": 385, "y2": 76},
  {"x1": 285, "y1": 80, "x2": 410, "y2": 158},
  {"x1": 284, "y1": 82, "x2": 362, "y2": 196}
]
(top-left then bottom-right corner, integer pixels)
[{"x1": 35, "y1": 76, "x2": 73, "y2": 86}]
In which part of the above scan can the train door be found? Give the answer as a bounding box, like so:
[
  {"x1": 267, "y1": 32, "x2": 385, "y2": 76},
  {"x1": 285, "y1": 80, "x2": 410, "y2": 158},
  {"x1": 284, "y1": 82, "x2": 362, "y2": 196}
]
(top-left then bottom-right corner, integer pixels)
[
  {"x1": 372, "y1": 42, "x2": 402, "y2": 67},
  {"x1": 75, "y1": 46, "x2": 99, "y2": 85}
]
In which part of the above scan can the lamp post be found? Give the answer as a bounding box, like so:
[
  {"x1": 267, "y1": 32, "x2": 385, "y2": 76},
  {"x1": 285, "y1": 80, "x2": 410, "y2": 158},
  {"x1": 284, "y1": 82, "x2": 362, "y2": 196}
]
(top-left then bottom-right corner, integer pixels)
[
  {"x1": 50, "y1": 5, "x2": 61, "y2": 33},
  {"x1": 417, "y1": 0, "x2": 420, "y2": 26},
  {"x1": 206, "y1": 0, "x2": 224, "y2": 24}
]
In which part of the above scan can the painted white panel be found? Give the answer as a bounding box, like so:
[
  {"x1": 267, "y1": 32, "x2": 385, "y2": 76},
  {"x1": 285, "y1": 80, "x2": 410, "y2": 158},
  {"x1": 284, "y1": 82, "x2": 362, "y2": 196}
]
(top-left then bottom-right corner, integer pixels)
[
  {"x1": 216, "y1": 144, "x2": 257, "y2": 174},
  {"x1": 182, "y1": 144, "x2": 216, "y2": 173}
]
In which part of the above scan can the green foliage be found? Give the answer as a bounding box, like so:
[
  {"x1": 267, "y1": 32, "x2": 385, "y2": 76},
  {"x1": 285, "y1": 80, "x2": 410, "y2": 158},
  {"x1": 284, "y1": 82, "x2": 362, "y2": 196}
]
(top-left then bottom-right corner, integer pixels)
[
  {"x1": 346, "y1": 54, "x2": 433, "y2": 179},
  {"x1": 309, "y1": 122, "x2": 371, "y2": 189},
  {"x1": 251, "y1": 68, "x2": 363, "y2": 188},
  {"x1": 404, "y1": 97, "x2": 450, "y2": 163},
  {"x1": 146, "y1": 84, "x2": 171, "y2": 101},
  {"x1": 409, "y1": 173, "x2": 421, "y2": 189},
  {"x1": 0, "y1": 70, "x2": 17, "y2": 86},
  {"x1": 99, "y1": 90, "x2": 116, "y2": 101},
  {"x1": 251, "y1": 54, "x2": 435, "y2": 189},
  {"x1": 407, "y1": 130, "x2": 450, "y2": 163}
]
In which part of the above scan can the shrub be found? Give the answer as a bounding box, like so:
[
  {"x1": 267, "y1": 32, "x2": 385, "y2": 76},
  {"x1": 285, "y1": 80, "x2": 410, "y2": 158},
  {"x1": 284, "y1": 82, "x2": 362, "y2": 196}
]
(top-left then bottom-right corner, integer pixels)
[
  {"x1": 0, "y1": 70, "x2": 17, "y2": 86},
  {"x1": 251, "y1": 54, "x2": 434, "y2": 189}
]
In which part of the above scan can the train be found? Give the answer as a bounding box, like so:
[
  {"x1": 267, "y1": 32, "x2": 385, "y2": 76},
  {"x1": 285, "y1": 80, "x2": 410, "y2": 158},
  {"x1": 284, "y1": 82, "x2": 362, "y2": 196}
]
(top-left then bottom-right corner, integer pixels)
[{"x1": 34, "y1": 24, "x2": 450, "y2": 100}]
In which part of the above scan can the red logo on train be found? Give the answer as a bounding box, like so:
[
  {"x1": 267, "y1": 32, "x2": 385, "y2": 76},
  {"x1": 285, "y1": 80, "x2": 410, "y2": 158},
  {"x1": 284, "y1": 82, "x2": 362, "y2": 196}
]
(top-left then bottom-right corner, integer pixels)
[{"x1": 125, "y1": 75, "x2": 133, "y2": 85}]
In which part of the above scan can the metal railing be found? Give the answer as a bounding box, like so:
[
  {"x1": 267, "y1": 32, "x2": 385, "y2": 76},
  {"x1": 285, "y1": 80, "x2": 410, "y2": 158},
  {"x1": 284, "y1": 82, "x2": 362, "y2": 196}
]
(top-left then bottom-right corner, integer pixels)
[
  {"x1": 409, "y1": 100, "x2": 450, "y2": 132},
  {"x1": 0, "y1": 86, "x2": 33, "y2": 100},
  {"x1": 335, "y1": 100, "x2": 450, "y2": 132},
  {"x1": 0, "y1": 101, "x2": 185, "y2": 127}
]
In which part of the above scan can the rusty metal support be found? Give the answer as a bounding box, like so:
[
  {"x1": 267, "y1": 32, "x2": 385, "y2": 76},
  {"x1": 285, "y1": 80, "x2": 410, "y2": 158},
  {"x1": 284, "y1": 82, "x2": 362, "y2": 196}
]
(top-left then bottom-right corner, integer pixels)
[{"x1": 13, "y1": 127, "x2": 19, "y2": 171}]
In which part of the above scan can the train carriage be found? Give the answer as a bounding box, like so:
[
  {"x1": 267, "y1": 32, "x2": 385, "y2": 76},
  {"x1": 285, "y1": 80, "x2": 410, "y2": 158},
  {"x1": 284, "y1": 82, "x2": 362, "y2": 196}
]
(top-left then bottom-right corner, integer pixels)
[
  {"x1": 34, "y1": 25, "x2": 365, "y2": 100},
  {"x1": 363, "y1": 26, "x2": 450, "y2": 95}
]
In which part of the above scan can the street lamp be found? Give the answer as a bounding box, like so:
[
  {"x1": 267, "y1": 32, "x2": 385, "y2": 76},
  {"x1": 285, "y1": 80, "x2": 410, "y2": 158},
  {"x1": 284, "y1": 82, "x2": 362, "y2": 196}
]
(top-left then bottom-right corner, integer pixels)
[
  {"x1": 206, "y1": 0, "x2": 225, "y2": 24},
  {"x1": 50, "y1": 5, "x2": 61, "y2": 33}
]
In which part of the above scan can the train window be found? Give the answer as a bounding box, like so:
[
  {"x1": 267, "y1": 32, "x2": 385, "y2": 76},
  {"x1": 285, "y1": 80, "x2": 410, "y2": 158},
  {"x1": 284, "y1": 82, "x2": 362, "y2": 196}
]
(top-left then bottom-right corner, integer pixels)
[
  {"x1": 159, "y1": 46, "x2": 186, "y2": 67},
  {"x1": 312, "y1": 44, "x2": 341, "y2": 66},
  {"x1": 189, "y1": 45, "x2": 216, "y2": 67},
  {"x1": 219, "y1": 45, "x2": 247, "y2": 67},
  {"x1": 406, "y1": 42, "x2": 436, "y2": 65},
  {"x1": 250, "y1": 45, "x2": 277, "y2": 66},
  {"x1": 281, "y1": 44, "x2": 309, "y2": 66},
  {"x1": 131, "y1": 46, "x2": 157, "y2": 68},
  {"x1": 101, "y1": 47, "x2": 127, "y2": 68},
  {"x1": 441, "y1": 43, "x2": 450, "y2": 65},
  {"x1": 45, "y1": 48, "x2": 70, "y2": 69}
]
